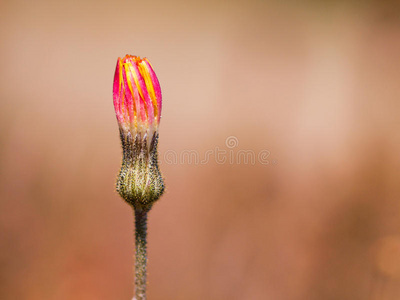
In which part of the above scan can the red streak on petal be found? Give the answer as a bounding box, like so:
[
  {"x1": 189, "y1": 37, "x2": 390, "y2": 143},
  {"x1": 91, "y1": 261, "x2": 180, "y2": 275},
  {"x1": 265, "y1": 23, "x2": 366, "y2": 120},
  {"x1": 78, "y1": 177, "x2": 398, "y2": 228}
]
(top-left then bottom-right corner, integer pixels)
[
  {"x1": 143, "y1": 59, "x2": 162, "y2": 123},
  {"x1": 131, "y1": 62, "x2": 155, "y2": 125},
  {"x1": 125, "y1": 62, "x2": 145, "y2": 124}
]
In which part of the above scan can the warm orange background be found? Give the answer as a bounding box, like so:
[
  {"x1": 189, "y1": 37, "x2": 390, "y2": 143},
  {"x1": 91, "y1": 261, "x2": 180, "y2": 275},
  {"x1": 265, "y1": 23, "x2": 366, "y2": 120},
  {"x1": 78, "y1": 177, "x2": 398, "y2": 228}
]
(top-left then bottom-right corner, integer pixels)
[{"x1": 1, "y1": 1, "x2": 400, "y2": 299}]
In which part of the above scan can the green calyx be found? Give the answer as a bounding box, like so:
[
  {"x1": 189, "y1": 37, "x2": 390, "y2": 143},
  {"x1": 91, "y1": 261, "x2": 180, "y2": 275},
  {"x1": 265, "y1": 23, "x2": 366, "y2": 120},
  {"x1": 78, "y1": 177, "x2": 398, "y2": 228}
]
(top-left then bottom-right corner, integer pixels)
[{"x1": 116, "y1": 130, "x2": 165, "y2": 211}]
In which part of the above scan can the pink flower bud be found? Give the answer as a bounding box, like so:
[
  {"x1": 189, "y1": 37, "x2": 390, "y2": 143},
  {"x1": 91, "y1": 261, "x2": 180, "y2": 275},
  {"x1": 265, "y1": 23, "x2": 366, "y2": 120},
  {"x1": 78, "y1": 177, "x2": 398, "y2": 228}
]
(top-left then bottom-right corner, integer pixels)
[
  {"x1": 113, "y1": 55, "x2": 162, "y2": 137},
  {"x1": 113, "y1": 54, "x2": 165, "y2": 210}
]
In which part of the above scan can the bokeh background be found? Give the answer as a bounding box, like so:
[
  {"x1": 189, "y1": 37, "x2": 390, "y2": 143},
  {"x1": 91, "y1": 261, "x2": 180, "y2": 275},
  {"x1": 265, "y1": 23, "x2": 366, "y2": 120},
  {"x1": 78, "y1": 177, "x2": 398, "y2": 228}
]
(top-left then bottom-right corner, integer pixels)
[{"x1": 1, "y1": 0, "x2": 400, "y2": 299}]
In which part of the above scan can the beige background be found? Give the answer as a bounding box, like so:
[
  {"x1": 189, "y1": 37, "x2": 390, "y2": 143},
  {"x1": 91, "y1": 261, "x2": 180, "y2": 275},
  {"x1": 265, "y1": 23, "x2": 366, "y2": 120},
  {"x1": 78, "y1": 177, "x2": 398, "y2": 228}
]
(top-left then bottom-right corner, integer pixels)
[{"x1": 1, "y1": 0, "x2": 400, "y2": 299}]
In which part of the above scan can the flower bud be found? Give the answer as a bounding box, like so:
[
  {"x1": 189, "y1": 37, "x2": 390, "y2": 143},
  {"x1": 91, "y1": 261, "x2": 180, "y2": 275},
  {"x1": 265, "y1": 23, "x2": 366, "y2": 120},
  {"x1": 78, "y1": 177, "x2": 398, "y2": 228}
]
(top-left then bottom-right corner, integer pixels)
[{"x1": 113, "y1": 55, "x2": 165, "y2": 211}]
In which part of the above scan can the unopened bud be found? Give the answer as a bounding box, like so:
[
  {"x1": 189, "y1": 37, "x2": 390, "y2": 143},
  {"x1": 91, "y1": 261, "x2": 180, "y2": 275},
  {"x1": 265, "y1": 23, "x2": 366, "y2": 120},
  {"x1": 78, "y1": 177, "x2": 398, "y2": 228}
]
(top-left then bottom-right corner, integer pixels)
[{"x1": 113, "y1": 55, "x2": 165, "y2": 211}]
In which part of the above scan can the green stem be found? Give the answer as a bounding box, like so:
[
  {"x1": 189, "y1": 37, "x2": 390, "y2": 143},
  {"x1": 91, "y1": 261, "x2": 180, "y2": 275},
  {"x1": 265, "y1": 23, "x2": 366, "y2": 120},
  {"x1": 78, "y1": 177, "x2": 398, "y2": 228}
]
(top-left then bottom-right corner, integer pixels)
[{"x1": 134, "y1": 208, "x2": 148, "y2": 300}]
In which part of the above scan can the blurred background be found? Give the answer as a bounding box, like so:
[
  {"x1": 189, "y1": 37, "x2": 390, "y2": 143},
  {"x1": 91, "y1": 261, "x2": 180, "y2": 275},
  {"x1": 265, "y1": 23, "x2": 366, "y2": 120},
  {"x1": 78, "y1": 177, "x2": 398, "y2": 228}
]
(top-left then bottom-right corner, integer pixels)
[{"x1": 1, "y1": 0, "x2": 400, "y2": 299}]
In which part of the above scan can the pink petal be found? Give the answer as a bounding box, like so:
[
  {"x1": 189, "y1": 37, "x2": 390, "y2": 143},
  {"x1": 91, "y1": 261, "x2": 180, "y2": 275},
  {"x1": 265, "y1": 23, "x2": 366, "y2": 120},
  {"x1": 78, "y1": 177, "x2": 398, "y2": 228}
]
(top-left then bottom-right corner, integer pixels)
[
  {"x1": 143, "y1": 59, "x2": 162, "y2": 123},
  {"x1": 113, "y1": 58, "x2": 124, "y2": 124},
  {"x1": 130, "y1": 61, "x2": 155, "y2": 125}
]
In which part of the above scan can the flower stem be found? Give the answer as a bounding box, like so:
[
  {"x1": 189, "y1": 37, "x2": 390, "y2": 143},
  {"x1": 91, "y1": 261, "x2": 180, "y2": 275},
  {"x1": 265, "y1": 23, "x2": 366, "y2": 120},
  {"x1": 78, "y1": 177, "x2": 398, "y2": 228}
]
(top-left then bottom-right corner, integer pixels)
[{"x1": 134, "y1": 208, "x2": 148, "y2": 300}]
